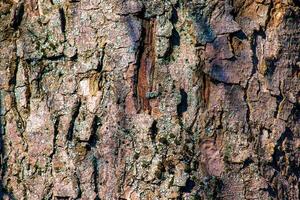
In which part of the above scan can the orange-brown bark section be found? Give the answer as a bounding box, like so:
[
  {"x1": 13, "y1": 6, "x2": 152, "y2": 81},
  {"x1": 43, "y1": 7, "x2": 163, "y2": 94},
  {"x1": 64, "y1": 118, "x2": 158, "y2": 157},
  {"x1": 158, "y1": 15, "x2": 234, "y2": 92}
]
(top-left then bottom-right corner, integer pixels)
[{"x1": 137, "y1": 19, "x2": 156, "y2": 113}]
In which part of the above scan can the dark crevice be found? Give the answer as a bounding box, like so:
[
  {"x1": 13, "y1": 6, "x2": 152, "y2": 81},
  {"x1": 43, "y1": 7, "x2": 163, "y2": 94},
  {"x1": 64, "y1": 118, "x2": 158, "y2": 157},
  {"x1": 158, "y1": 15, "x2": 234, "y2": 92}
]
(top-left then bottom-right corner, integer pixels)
[
  {"x1": 69, "y1": 0, "x2": 81, "y2": 3},
  {"x1": 170, "y1": 7, "x2": 178, "y2": 24},
  {"x1": 75, "y1": 172, "x2": 82, "y2": 199},
  {"x1": 86, "y1": 116, "x2": 100, "y2": 150},
  {"x1": 170, "y1": 28, "x2": 180, "y2": 47},
  {"x1": 149, "y1": 120, "x2": 158, "y2": 142},
  {"x1": 289, "y1": 101, "x2": 300, "y2": 122},
  {"x1": 58, "y1": 7, "x2": 66, "y2": 33},
  {"x1": 97, "y1": 45, "x2": 106, "y2": 72},
  {"x1": 10, "y1": 58, "x2": 26, "y2": 134},
  {"x1": 44, "y1": 54, "x2": 65, "y2": 61},
  {"x1": 231, "y1": 30, "x2": 247, "y2": 41},
  {"x1": 201, "y1": 176, "x2": 223, "y2": 200},
  {"x1": 10, "y1": 2, "x2": 24, "y2": 30},
  {"x1": 244, "y1": 87, "x2": 251, "y2": 133},
  {"x1": 66, "y1": 101, "x2": 81, "y2": 141},
  {"x1": 270, "y1": 128, "x2": 293, "y2": 171},
  {"x1": 177, "y1": 89, "x2": 188, "y2": 116},
  {"x1": 70, "y1": 52, "x2": 78, "y2": 62},
  {"x1": 25, "y1": 58, "x2": 41, "y2": 65},
  {"x1": 92, "y1": 156, "x2": 100, "y2": 199},
  {"x1": 273, "y1": 94, "x2": 284, "y2": 118},
  {"x1": 262, "y1": 185, "x2": 277, "y2": 198},
  {"x1": 264, "y1": 0, "x2": 274, "y2": 29},
  {"x1": 180, "y1": 179, "x2": 196, "y2": 193},
  {"x1": 50, "y1": 116, "x2": 60, "y2": 159},
  {"x1": 8, "y1": 57, "x2": 19, "y2": 87},
  {"x1": 264, "y1": 57, "x2": 277, "y2": 78},
  {"x1": 275, "y1": 128, "x2": 293, "y2": 146},
  {"x1": 293, "y1": 0, "x2": 300, "y2": 7},
  {"x1": 168, "y1": 7, "x2": 180, "y2": 55},
  {"x1": 218, "y1": 109, "x2": 224, "y2": 130},
  {"x1": 240, "y1": 157, "x2": 254, "y2": 170}
]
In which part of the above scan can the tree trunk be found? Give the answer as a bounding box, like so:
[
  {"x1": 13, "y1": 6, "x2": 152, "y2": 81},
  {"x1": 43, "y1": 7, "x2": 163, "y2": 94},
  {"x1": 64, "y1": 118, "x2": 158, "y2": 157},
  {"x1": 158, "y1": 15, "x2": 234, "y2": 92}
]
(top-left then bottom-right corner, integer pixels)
[{"x1": 0, "y1": 0, "x2": 299, "y2": 199}]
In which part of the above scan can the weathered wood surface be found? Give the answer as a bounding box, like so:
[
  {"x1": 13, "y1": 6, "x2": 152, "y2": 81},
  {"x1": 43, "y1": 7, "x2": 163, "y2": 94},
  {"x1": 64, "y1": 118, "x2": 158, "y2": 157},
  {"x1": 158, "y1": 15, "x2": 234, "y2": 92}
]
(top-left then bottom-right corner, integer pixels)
[{"x1": 0, "y1": 0, "x2": 299, "y2": 199}]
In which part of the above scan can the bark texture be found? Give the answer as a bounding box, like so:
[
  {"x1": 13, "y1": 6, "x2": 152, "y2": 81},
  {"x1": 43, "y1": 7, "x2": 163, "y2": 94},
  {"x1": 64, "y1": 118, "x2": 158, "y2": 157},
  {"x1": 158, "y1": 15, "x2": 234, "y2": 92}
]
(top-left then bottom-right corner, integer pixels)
[{"x1": 0, "y1": 0, "x2": 299, "y2": 199}]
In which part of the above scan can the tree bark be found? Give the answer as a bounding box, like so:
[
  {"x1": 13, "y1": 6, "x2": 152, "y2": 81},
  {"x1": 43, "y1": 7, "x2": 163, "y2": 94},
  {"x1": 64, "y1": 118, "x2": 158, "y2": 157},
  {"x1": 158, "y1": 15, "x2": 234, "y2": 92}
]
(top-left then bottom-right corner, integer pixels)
[{"x1": 0, "y1": 0, "x2": 299, "y2": 199}]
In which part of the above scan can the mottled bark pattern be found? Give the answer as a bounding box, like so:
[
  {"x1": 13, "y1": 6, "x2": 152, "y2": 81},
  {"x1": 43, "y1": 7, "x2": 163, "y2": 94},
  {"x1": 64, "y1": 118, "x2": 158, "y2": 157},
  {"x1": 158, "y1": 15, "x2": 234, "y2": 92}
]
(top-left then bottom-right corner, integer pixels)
[{"x1": 0, "y1": 0, "x2": 299, "y2": 199}]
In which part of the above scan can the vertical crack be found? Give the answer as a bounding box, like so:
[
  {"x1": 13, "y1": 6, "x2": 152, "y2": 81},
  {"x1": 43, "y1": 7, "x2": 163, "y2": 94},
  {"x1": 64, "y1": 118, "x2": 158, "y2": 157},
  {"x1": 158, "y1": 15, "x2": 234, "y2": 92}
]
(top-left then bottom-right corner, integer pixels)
[
  {"x1": 168, "y1": 6, "x2": 180, "y2": 56},
  {"x1": 92, "y1": 156, "x2": 100, "y2": 200},
  {"x1": 50, "y1": 116, "x2": 60, "y2": 160},
  {"x1": 75, "y1": 171, "x2": 82, "y2": 199},
  {"x1": 10, "y1": 1, "x2": 24, "y2": 30},
  {"x1": 274, "y1": 81, "x2": 284, "y2": 119},
  {"x1": 87, "y1": 116, "x2": 100, "y2": 150},
  {"x1": 264, "y1": 0, "x2": 274, "y2": 30},
  {"x1": 177, "y1": 88, "x2": 188, "y2": 117},
  {"x1": 97, "y1": 43, "x2": 106, "y2": 72},
  {"x1": 58, "y1": 7, "x2": 66, "y2": 33},
  {"x1": 66, "y1": 101, "x2": 81, "y2": 141},
  {"x1": 149, "y1": 120, "x2": 158, "y2": 142},
  {"x1": 10, "y1": 57, "x2": 26, "y2": 138},
  {"x1": 136, "y1": 18, "x2": 156, "y2": 113},
  {"x1": 271, "y1": 128, "x2": 293, "y2": 172},
  {"x1": 244, "y1": 29, "x2": 266, "y2": 127}
]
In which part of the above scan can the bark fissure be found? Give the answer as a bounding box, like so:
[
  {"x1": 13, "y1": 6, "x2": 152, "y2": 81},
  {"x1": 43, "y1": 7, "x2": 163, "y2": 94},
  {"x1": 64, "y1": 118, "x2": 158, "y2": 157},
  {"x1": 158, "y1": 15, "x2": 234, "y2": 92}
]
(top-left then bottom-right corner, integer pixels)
[
  {"x1": 66, "y1": 101, "x2": 81, "y2": 141},
  {"x1": 136, "y1": 18, "x2": 156, "y2": 113},
  {"x1": 10, "y1": 1, "x2": 24, "y2": 30}
]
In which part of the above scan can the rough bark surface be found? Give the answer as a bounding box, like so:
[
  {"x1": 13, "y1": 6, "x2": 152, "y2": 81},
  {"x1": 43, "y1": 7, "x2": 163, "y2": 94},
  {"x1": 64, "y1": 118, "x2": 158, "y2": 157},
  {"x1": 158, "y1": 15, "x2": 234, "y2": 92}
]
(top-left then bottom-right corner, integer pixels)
[{"x1": 0, "y1": 0, "x2": 299, "y2": 199}]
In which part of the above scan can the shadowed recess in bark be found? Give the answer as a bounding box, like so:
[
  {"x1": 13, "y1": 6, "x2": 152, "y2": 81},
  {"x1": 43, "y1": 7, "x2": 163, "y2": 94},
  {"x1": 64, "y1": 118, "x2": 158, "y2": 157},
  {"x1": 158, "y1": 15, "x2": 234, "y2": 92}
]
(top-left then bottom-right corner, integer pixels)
[
  {"x1": 92, "y1": 156, "x2": 100, "y2": 200},
  {"x1": 271, "y1": 128, "x2": 294, "y2": 171},
  {"x1": 264, "y1": 57, "x2": 277, "y2": 77},
  {"x1": 10, "y1": 1, "x2": 24, "y2": 29},
  {"x1": 169, "y1": 7, "x2": 180, "y2": 51},
  {"x1": 177, "y1": 88, "x2": 188, "y2": 116},
  {"x1": 66, "y1": 101, "x2": 81, "y2": 141},
  {"x1": 136, "y1": 18, "x2": 156, "y2": 113},
  {"x1": 59, "y1": 7, "x2": 66, "y2": 33},
  {"x1": 180, "y1": 179, "x2": 196, "y2": 193},
  {"x1": 87, "y1": 116, "x2": 100, "y2": 150},
  {"x1": 293, "y1": 0, "x2": 300, "y2": 6},
  {"x1": 150, "y1": 120, "x2": 158, "y2": 141}
]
